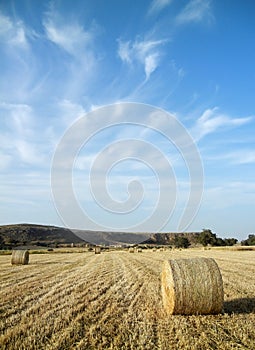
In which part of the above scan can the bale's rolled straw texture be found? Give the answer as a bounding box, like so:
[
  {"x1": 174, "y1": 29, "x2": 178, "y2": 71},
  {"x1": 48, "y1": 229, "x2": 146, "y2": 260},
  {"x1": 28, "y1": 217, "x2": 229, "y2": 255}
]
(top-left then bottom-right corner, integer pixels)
[
  {"x1": 11, "y1": 250, "x2": 29, "y2": 265},
  {"x1": 95, "y1": 246, "x2": 101, "y2": 254},
  {"x1": 162, "y1": 257, "x2": 223, "y2": 315}
]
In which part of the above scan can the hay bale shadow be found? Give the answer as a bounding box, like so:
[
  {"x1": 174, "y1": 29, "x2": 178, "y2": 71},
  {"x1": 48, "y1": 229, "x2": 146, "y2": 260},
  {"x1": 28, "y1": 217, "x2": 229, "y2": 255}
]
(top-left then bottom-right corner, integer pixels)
[{"x1": 224, "y1": 297, "x2": 255, "y2": 314}]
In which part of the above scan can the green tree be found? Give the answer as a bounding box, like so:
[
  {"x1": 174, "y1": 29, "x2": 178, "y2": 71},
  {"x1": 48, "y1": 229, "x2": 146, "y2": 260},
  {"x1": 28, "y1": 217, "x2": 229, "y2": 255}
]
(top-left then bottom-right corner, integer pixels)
[
  {"x1": 174, "y1": 236, "x2": 190, "y2": 249},
  {"x1": 224, "y1": 238, "x2": 238, "y2": 246},
  {"x1": 198, "y1": 229, "x2": 217, "y2": 247},
  {"x1": 241, "y1": 234, "x2": 255, "y2": 246}
]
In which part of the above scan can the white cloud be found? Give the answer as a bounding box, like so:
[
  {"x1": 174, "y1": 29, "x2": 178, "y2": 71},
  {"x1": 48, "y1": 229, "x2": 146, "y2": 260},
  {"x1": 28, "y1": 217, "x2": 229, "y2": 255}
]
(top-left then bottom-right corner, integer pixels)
[
  {"x1": 0, "y1": 12, "x2": 28, "y2": 48},
  {"x1": 202, "y1": 181, "x2": 255, "y2": 209},
  {"x1": 207, "y1": 150, "x2": 255, "y2": 165},
  {"x1": 58, "y1": 99, "x2": 86, "y2": 126},
  {"x1": 0, "y1": 102, "x2": 50, "y2": 167},
  {"x1": 235, "y1": 152, "x2": 255, "y2": 164},
  {"x1": 0, "y1": 153, "x2": 12, "y2": 170},
  {"x1": 14, "y1": 139, "x2": 45, "y2": 165},
  {"x1": 144, "y1": 53, "x2": 160, "y2": 80},
  {"x1": 43, "y1": 9, "x2": 95, "y2": 60},
  {"x1": 147, "y1": 0, "x2": 173, "y2": 16},
  {"x1": 118, "y1": 38, "x2": 166, "y2": 80},
  {"x1": 0, "y1": 102, "x2": 34, "y2": 136},
  {"x1": 118, "y1": 41, "x2": 132, "y2": 64},
  {"x1": 42, "y1": 8, "x2": 99, "y2": 101},
  {"x1": 176, "y1": 0, "x2": 213, "y2": 25},
  {"x1": 191, "y1": 107, "x2": 253, "y2": 141}
]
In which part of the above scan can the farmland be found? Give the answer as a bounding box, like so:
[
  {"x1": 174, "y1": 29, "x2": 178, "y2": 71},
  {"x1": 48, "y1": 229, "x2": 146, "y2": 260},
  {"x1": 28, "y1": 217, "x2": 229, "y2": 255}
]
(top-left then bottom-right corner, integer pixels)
[{"x1": 0, "y1": 249, "x2": 254, "y2": 349}]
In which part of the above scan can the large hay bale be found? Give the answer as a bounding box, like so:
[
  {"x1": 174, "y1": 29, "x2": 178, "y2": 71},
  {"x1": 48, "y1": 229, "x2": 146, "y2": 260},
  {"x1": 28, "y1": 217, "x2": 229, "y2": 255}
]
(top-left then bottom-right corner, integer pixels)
[
  {"x1": 162, "y1": 257, "x2": 223, "y2": 315},
  {"x1": 95, "y1": 246, "x2": 101, "y2": 254},
  {"x1": 137, "y1": 248, "x2": 142, "y2": 253},
  {"x1": 11, "y1": 250, "x2": 29, "y2": 265},
  {"x1": 129, "y1": 248, "x2": 135, "y2": 253}
]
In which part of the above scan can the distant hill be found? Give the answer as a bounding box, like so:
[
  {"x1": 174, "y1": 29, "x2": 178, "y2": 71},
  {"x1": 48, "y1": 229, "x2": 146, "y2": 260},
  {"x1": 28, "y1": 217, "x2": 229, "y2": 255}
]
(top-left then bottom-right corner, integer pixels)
[
  {"x1": 0, "y1": 223, "x2": 200, "y2": 248},
  {"x1": 0, "y1": 224, "x2": 85, "y2": 248},
  {"x1": 72, "y1": 230, "x2": 150, "y2": 246}
]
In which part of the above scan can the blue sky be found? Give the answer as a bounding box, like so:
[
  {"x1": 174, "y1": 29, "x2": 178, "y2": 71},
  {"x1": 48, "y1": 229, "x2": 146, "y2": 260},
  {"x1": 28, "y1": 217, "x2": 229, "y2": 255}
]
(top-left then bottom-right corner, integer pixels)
[{"x1": 0, "y1": 0, "x2": 255, "y2": 240}]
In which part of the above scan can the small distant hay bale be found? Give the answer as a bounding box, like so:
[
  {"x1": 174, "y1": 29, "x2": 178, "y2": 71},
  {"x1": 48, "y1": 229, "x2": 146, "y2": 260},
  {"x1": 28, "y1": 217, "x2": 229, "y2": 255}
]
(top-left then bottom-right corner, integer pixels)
[
  {"x1": 162, "y1": 257, "x2": 223, "y2": 315},
  {"x1": 160, "y1": 248, "x2": 164, "y2": 252},
  {"x1": 152, "y1": 248, "x2": 157, "y2": 252},
  {"x1": 129, "y1": 247, "x2": 135, "y2": 253},
  {"x1": 95, "y1": 246, "x2": 101, "y2": 254},
  {"x1": 137, "y1": 248, "x2": 142, "y2": 253},
  {"x1": 11, "y1": 250, "x2": 29, "y2": 265}
]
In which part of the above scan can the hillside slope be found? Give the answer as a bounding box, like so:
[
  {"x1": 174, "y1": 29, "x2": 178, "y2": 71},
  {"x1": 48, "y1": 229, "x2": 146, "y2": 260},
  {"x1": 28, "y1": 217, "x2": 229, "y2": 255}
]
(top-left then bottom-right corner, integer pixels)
[
  {"x1": 0, "y1": 224, "x2": 85, "y2": 248},
  {"x1": 0, "y1": 223, "x2": 200, "y2": 248}
]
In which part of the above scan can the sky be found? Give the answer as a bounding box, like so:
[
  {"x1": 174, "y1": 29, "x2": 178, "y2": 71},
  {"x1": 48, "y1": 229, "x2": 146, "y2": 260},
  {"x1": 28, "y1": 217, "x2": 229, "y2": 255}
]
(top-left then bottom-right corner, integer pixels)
[{"x1": 0, "y1": 0, "x2": 255, "y2": 241}]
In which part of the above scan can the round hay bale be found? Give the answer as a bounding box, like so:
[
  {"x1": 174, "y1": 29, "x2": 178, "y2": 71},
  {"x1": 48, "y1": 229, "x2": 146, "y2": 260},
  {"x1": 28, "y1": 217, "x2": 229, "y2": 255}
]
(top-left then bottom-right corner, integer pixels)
[
  {"x1": 129, "y1": 247, "x2": 135, "y2": 253},
  {"x1": 137, "y1": 248, "x2": 142, "y2": 253},
  {"x1": 95, "y1": 246, "x2": 101, "y2": 254},
  {"x1": 11, "y1": 250, "x2": 29, "y2": 265},
  {"x1": 161, "y1": 257, "x2": 223, "y2": 315}
]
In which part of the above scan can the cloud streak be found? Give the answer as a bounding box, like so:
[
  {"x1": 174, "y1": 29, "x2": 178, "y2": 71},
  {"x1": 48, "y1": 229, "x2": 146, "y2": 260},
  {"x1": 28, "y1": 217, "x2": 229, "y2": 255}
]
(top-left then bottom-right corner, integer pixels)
[
  {"x1": 147, "y1": 0, "x2": 172, "y2": 16},
  {"x1": 176, "y1": 0, "x2": 213, "y2": 25},
  {"x1": 191, "y1": 107, "x2": 253, "y2": 141},
  {"x1": 207, "y1": 150, "x2": 255, "y2": 165},
  {"x1": 43, "y1": 6, "x2": 97, "y2": 62},
  {"x1": 0, "y1": 12, "x2": 28, "y2": 49},
  {"x1": 118, "y1": 38, "x2": 167, "y2": 81}
]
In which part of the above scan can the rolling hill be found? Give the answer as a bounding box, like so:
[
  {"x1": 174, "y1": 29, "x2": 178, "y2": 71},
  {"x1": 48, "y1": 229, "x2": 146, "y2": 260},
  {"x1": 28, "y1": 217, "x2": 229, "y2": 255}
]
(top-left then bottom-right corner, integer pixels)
[{"x1": 0, "y1": 223, "x2": 200, "y2": 248}]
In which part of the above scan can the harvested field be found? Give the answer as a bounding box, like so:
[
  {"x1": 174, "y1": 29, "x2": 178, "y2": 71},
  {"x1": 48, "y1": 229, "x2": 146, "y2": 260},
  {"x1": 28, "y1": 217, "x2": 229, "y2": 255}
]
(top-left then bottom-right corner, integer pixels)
[{"x1": 0, "y1": 249, "x2": 254, "y2": 349}]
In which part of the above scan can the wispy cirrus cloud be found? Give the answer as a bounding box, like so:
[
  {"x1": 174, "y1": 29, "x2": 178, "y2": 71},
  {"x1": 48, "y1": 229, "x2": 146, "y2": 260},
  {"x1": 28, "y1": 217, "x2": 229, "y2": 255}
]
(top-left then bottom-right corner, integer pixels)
[
  {"x1": 0, "y1": 102, "x2": 50, "y2": 167},
  {"x1": 0, "y1": 12, "x2": 28, "y2": 49},
  {"x1": 147, "y1": 0, "x2": 173, "y2": 16},
  {"x1": 0, "y1": 12, "x2": 43, "y2": 103},
  {"x1": 207, "y1": 150, "x2": 255, "y2": 165},
  {"x1": 118, "y1": 38, "x2": 167, "y2": 80},
  {"x1": 191, "y1": 107, "x2": 253, "y2": 141},
  {"x1": 57, "y1": 99, "x2": 86, "y2": 126},
  {"x1": 0, "y1": 102, "x2": 34, "y2": 136},
  {"x1": 176, "y1": 0, "x2": 213, "y2": 25},
  {"x1": 43, "y1": 7, "x2": 96, "y2": 60},
  {"x1": 202, "y1": 181, "x2": 255, "y2": 210},
  {"x1": 42, "y1": 6, "x2": 100, "y2": 101}
]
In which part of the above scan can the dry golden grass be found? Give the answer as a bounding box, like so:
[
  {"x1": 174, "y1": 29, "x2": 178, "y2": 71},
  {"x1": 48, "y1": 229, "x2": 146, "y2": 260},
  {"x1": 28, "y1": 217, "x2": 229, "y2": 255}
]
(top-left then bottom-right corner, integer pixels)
[{"x1": 0, "y1": 249, "x2": 254, "y2": 349}]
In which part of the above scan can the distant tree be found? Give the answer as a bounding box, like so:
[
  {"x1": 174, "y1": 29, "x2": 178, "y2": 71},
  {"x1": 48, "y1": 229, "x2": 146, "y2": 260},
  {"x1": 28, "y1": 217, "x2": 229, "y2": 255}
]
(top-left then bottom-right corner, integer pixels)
[
  {"x1": 241, "y1": 234, "x2": 255, "y2": 246},
  {"x1": 174, "y1": 236, "x2": 190, "y2": 249},
  {"x1": 223, "y1": 238, "x2": 238, "y2": 246},
  {"x1": 198, "y1": 229, "x2": 217, "y2": 247},
  {"x1": 215, "y1": 237, "x2": 225, "y2": 246}
]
